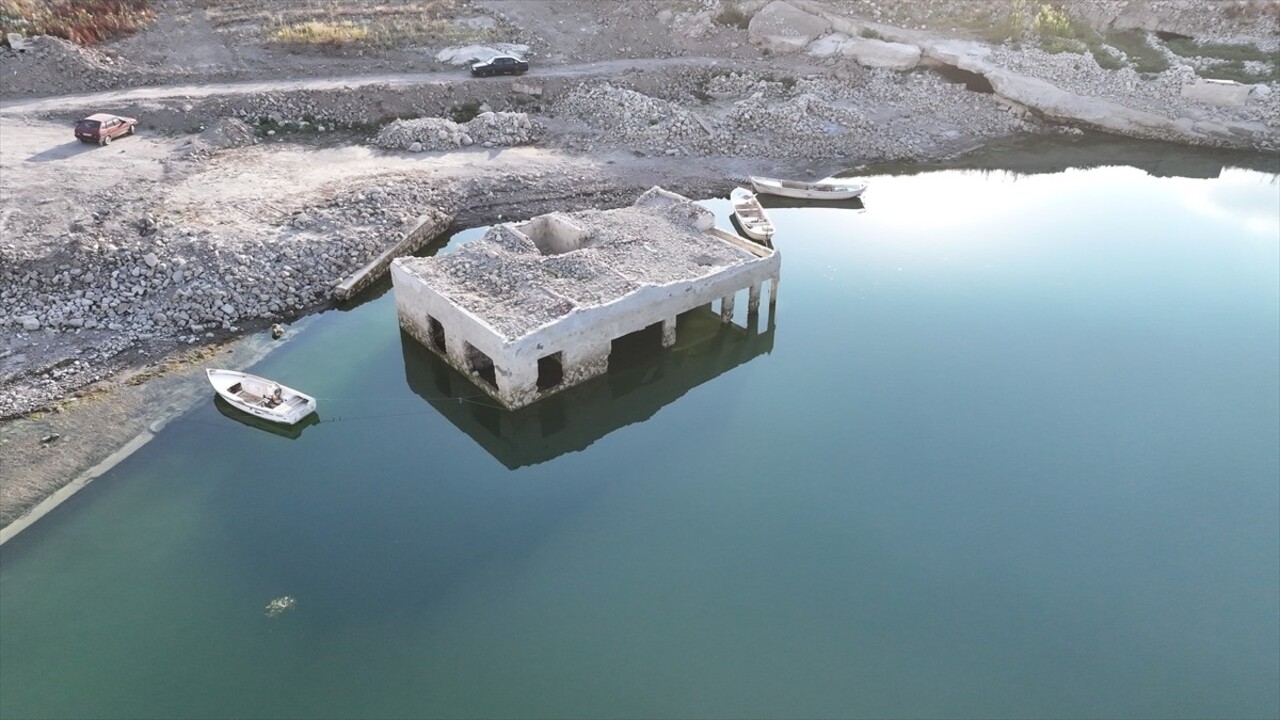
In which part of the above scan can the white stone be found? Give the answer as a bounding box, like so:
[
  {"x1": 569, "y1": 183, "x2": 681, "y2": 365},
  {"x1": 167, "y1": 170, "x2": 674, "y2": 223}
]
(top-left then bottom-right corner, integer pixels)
[
  {"x1": 19, "y1": 316, "x2": 39, "y2": 331},
  {"x1": 434, "y1": 43, "x2": 530, "y2": 65},
  {"x1": 840, "y1": 37, "x2": 921, "y2": 70},
  {"x1": 806, "y1": 32, "x2": 850, "y2": 57},
  {"x1": 142, "y1": 253, "x2": 160, "y2": 268},
  {"x1": 6, "y1": 33, "x2": 25, "y2": 51},
  {"x1": 748, "y1": 0, "x2": 831, "y2": 54},
  {"x1": 1181, "y1": 79, "x2": 1250, "y2": 107}
]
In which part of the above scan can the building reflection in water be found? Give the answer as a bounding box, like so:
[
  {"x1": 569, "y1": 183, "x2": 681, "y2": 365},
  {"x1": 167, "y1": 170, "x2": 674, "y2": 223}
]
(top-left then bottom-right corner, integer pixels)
[{"x1": 401, "y1": 303, "x2": 776, "y2": 469}]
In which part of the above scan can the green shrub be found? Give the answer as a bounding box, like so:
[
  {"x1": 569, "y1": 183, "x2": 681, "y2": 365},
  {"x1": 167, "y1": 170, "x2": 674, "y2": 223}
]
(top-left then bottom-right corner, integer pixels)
[
  {"x1": 1089, "y1": 45, "x2": 1125, "y2": 70},
  {"x1": 859, "y1": 27, "x2": 882, "y2": 40},
  {"x1": 1032, "y1": 2, "x2": 1074, "y2": 39},
  {"x1": 448, "y1": 100, "x2": 482, "y2": 124},
  {"x1": 1164, "y1": 37, "x2": 1274, "y2": 63},
  {"x1": 1042, "y1": 36, "x2": 1085, "y2": 54},
  {"x1": 1106, "y1": 30, "x2": 1171, "y2": 74},
  {"x1": 1198, "y1": 59, "x2": 1280, "y2": 84}
]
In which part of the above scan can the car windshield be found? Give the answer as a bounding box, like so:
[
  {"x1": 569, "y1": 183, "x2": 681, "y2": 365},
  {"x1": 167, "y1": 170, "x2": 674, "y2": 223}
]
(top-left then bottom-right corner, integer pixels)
[{"x1": 77, "y1": 120, "x2": 101, "y2": 129}]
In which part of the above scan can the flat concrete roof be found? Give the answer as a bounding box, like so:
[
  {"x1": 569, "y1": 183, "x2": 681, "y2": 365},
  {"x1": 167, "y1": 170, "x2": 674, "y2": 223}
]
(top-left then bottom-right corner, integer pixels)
[{"x1": 394, "y1": 187, "x2": 764, "y2": 341}]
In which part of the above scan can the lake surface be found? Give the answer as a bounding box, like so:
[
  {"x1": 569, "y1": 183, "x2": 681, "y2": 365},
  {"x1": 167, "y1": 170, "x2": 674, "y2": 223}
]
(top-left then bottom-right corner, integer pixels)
[{"x1": 2, "y1": 138, "x2": 1278, "y2": 719}]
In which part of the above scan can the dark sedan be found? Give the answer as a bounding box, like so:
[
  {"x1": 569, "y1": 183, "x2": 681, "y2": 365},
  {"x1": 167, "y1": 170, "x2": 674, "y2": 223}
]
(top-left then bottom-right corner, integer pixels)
[{"x1": 470, "y1": 55, "x2": 529, "y2": 77}]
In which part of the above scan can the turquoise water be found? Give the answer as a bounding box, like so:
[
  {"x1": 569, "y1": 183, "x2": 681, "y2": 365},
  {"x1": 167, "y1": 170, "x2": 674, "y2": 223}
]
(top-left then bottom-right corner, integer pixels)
[{"x1": 2, "y1": 142, "x2": 1278, "y2": 719}]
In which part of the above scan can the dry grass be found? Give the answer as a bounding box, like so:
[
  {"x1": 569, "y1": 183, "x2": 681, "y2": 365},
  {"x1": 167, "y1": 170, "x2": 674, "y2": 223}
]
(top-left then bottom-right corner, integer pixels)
[
  {"x1": 205, "y1": 0, "x2": 481, "y2": 49},
  {"x1": 271, "y1": 19, "x2": 368, "y2": 45},
  {"x1": 0, "y1": 0, "x2": 155, "y2": 45}
]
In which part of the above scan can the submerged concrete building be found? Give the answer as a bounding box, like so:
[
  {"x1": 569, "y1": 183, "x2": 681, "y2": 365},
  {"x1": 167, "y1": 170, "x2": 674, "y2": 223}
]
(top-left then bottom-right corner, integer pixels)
[{"x1": 390, "y1": 187, "x2": 780, "y2": 409}]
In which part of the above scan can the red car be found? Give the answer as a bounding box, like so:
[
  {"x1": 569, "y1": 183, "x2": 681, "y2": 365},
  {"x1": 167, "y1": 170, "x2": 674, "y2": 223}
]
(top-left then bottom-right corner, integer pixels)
[{"x1": 75, "y1": 113, "x2": 138, "y2": 145}]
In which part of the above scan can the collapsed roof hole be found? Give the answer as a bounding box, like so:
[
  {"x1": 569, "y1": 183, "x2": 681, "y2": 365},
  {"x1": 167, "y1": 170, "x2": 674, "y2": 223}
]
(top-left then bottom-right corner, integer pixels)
[{"x1": 514, "y1": 213, "x2": 592, "y2": 256}]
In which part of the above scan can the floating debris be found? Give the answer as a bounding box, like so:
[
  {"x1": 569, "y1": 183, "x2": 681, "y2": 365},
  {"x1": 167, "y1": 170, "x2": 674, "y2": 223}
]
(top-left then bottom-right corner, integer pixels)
[{"x1": 264, "y1": 596, "x2": 296, "y2": 618}]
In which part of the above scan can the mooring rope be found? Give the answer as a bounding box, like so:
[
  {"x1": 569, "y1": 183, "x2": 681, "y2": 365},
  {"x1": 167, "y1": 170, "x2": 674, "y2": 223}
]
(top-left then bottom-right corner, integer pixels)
[
  {"x1": 315, "y1": 392, "x2": 502, "y2": 424},
  {"x1": 177, "y1": 391, "x2": 504, "y2": 432}
]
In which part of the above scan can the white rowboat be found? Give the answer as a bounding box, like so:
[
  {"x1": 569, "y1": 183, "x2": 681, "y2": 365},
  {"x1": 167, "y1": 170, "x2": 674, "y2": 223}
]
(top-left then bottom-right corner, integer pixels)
[
  {"x1": 730, "y1": 187, "x2": 775, "y2": 242},
  {"x1": 206, "y1": 369, "x2": 317, "y2": 425},
  {"x1": 749, "y1": 175, "x2": 868, "y2": 200}
]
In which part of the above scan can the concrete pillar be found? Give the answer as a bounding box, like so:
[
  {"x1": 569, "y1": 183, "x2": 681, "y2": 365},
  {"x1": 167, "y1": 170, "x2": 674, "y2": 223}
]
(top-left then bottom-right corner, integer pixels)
[
  {"x1": 496, "y1": 360, "x2": 540, "y2": 409},
  {"x1": 720, "y1": 293, "x2": 735, "y2": 324},
  {"x1": 748, "y1": 283, "x2": 761, "y2": 314},
  {"x1": 447, "y1": 335, "x2": 471, "y2": 372},
  {"x1": 564, "y1": 342, "x2": 610, "y2": 385},
  {"x1": 769, "y1": 276, "x2": 779, "y2": 307},
  {"x1": 661, "y1": 317, "x2": 678, "y2": 347}
]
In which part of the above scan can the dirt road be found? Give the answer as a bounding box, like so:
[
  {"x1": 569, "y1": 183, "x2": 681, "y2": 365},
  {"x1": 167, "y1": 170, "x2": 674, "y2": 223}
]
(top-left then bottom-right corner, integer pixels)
[{"x1": 0, "y1": 56, "x2": 736, "y2": 115}]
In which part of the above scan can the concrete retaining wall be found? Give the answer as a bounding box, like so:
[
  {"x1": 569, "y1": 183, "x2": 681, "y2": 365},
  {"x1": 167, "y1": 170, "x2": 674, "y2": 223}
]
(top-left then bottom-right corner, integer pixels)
[{"x1": 334, "y1": 210, "x2": 452, "y2": 300}]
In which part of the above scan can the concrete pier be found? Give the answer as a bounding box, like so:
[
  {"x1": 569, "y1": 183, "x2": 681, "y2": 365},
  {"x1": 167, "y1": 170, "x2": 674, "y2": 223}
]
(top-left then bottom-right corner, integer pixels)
[
  {"x1": 334, "y1": 210, "x2": 452, "y2": 300},
  {"x1": 391, "y1": 187, "x2": 781, "y2": 409}
]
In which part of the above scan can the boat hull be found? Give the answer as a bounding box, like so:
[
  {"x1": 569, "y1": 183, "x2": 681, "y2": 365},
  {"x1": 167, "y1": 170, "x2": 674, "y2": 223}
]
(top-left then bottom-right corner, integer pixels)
[
  {"x1": 730, "y1": 188, "x2": 775, "y2": 241},
  {"x1": 735, "y1": 218, "x2": 773, "y2": 241},
  {"x1": 750, "y1": 176, "x2": 867, "y2": 200},
  {"x1": 206, "y1": 369, "x2": 317, "y2": 425}
]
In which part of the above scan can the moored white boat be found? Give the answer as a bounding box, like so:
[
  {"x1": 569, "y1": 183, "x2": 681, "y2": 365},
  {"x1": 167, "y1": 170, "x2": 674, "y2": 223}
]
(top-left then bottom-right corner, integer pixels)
[
  {"x1": 206, "y1": 369, "x2": 317, "y2": 425},
  {"x1": 730, "y1": 187, "x2": 775, "y2": 242},
  {"x1": 749, "y1": 175, "x2": 868, "y2": 200}
]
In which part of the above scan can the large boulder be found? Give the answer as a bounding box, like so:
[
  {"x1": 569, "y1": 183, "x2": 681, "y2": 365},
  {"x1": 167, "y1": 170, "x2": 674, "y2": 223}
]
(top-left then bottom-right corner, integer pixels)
[
  {"x1": 435, "y1": 43, "x2": 530, "y2": 65},
  {"x1": 806, "y1": 33, "x2": 849, "y2": 57},
  {"x1": 839, "y1": 37, "x2": 922, "y2": 70},
  {"x1": 748, "y1": 1, "x2": 831, "y2": 53},
  {"x1": 1181, "y1": 79, "x2": 1251, "y2": 107}
]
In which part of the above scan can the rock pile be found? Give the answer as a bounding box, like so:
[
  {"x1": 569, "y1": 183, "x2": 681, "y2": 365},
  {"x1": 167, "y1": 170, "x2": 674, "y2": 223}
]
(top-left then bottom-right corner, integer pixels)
[
  {"x1": 988, "y1": 44, "x2": 1280, "y2": 137},
  {"x1": 372, "y1": 112, "x2": 535, "y2": 151},
  {"x1": 550, "y1": 71, "x2": 1031, "y2": 160},
  {"x1": 0, "y1": 178, "x2": 456, "y2": 417},
  {"x1": 184, "y1": 117, "x2": 257, "y2": 158},
  {"x1": 0, "y1": 35, "x2": 122, "y2": 97},
  {"x1": 552, "y1": 82, "x2": 714, "y2": 152}
]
